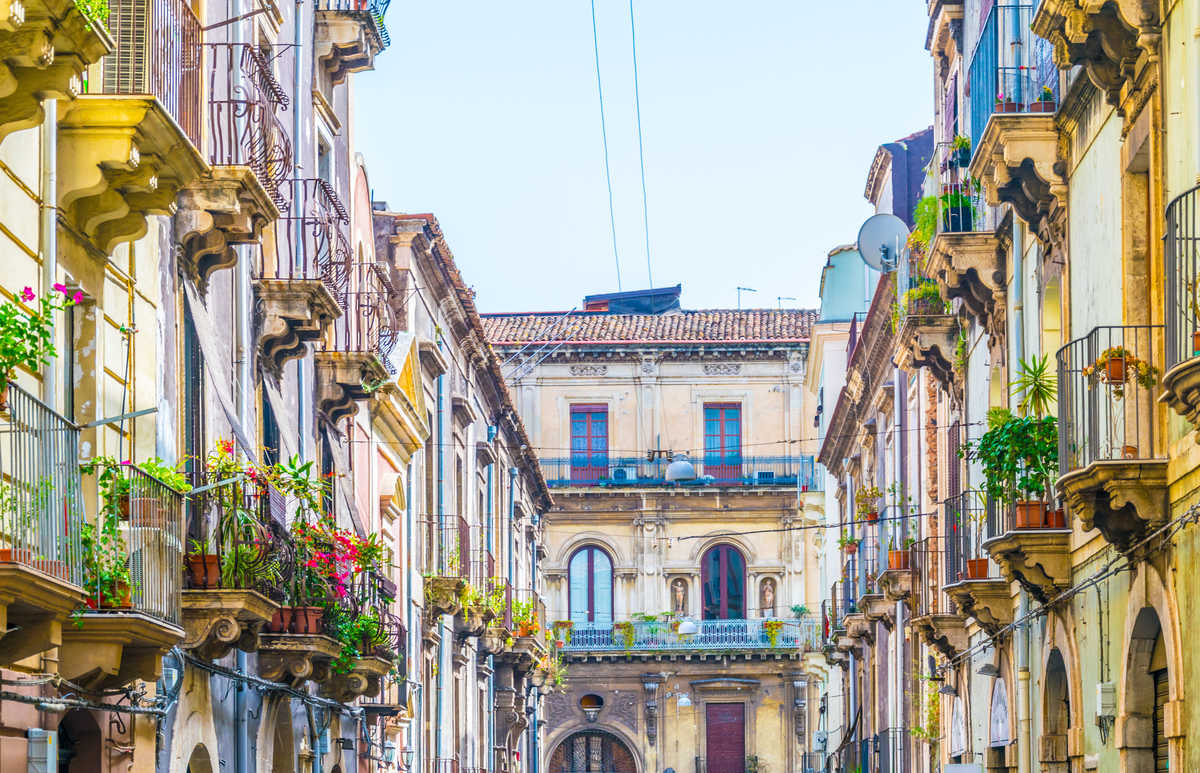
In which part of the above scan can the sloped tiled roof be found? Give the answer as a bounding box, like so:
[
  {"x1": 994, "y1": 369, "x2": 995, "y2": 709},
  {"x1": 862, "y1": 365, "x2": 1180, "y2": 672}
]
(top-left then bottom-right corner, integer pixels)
[{"x1": 481, "y1": 309, "x2": 819, "y2": 345}]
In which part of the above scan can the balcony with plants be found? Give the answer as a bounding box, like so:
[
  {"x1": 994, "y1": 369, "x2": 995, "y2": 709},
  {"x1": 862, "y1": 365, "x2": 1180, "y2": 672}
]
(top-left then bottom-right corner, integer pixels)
[
  {"x1": 967, "y1": 357, "x2": 1071, "y2": 603},
  {"x1": 941, "y1": 490, "x2": 1011, "y2": 635},
  {"x1": 505, "y1": 587, "x2": 548, "y2": 664},
  {"x1": 851, "y1": 530, "x2": 890, "y2": 630},
  {"x1": 61, "y1": 455, "x2": 187, "y2": 689},
  {"x1": 315, "y1": 259, "x2": 398, "y2": 424},
  {"x1": 893, "y1": 267, "x2": 961, "y2": 398},
  {"x1": 908, "y1": 535, "x2": 967, "y2": 660},
  {"x1": 966, "y1": 1, "x2": 1066, "y2": 255},
  {"x1": 1161, "y1": 185, "x2": 1200, "y2": 432},
  {"x1": 62, "y1": 0, "x2": 208, "y2": 256},
  {"x1": 422, "y1": 515, "x2": 470, "y2": 620},
  {"x1": 255, "y1": 178, "x2": 346, "y2": 374},
  {"x1": 0, "y1": 0, "x2": 113, "y2": 145},
  {"x1": 0, "y1": 288, "x2": 86, "y2": 668},
  {"x1": 313, "y1": 0, "x2": 390, "y2": 91},
  {"x1": 539, "y1": 454, "x2": 820, "y2": 491},
  {"x1": 560, "y1": 611, "x2": 821, "y2": 658},
  {"x1": 178, "y1": 41, "x2": 289, "y2": 289},
  {"x1": 1056, "y1": 324, "x2": 1167, "y2": 553}
]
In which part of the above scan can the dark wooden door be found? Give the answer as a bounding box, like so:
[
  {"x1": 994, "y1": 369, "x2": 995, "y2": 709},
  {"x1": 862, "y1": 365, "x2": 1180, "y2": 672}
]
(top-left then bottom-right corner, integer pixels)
[{"x1": 705, "y1": 703, "x2": 745, "y2": 773}]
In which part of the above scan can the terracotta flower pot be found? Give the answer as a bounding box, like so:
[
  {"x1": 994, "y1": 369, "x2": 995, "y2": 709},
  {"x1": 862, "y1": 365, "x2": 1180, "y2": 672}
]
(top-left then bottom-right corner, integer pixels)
[
  {"x1": 88, "y1": 580, "x2": 132, "y2": 610},
  {"x1": 1122, "y1": 445, "x2": 1139, "y2": 460},
  {"x1": 127, "y1": 496, "x2": 164, "y2": 528},
  {"x1": 887, "y1": 550, "x2": 910, "y2": 571},
  {"x1": 0, "y1": 382, "x2": 8, "y2": 414},
  {"x1": 1046, "y1": 509, "x2": 1067, "y2": 529},
  {"x1": 185, "y1": 553, "x2": 221, "y2": 589},
  {"x1": 1029, "y1": 100, "x2": 1056, "y2": 113},
  {"x1": 1192, "y1": 331, "x2": 1200, "y2": 357},
  {"x1": 0, "y1": 547, "x2": 33, "y2": 564},
  {"x1": 33, "y1": 559, "x2": 67, "y2": 580},
  {"x1": 290, "y1": 606, "x2": 324, "y2": 635},
  {"x1": 266, "y1": 606, "x2": 294, "y2": 633},
  {"x1": 966, "y1": 559, "x2": 990, "y2": 580},
  {"x1": 843, "y1": 543, "x2": 858, "y2": 556},
  {"x1": 1105, "y1": 357, "x2": 1127, "y2": 383},
  {"x1": 1015, "y1": 500, "x2": 1048, "y2": 529},
  {"x1": 865, "y1": 511, "x2": 879, "y2": 523}
]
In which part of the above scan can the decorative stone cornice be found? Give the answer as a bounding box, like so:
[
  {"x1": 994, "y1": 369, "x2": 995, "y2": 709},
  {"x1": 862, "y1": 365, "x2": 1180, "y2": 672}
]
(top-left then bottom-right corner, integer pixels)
[
  {"x1": 181, "y1": 589, "x2": 278, "y2": 661},
  {"x1": 895, "y1": 313, "x2": 959, "y2": 396},
  {"x1": 424, "y1": 576, "x2": 465, "y2": 621},
  {"x1": 944, "y1": 579, "x2": 1013, "y2": 635},
  {"x1": 969, "y1": 114, "x2": 1067, "y2": 263},
  {"x1": 912, "y1": 613, "x2": 968, "y2": 660},
  {"x1": 1160, "y1": 361, "x2": 1200, "y2": 434},
  {"x1": 254, "y1": 278, "x2": 341, "y2": 374},
  {"x1": 983, "y1": 529, "x2": 1071, "y2": 604},
  {"x1": 314, "y1": 7, "x2": 384, "y2": 87},
  {"x1": 177, "y1": 167, "x2": 280, "y2": 292},
  {"x1": 314, "y1": 350, "x2": 388, "y2": 425},
  {"x1": 58, "y1": 95, "x2": 207, "y2": 255},
  {"x1": 876, "y1": 567, "x2": 912, "y2": 602},
  {"x1": 860, "y1": 592, "x2": 894, "y2": 631},
  {"x1": 0, "y1": 0, "x2": 112, "y2": 144},
  {"x1": 1056, "y1": 459, "x2": 1168, "y2": 554},
  {"x1": 0, "y1": 563, "x2": 86, "y2": 666},
  {"x1": 321, "y1": 654, "x2": 392, "y2": 702},
  {"x1": 258, "y1": 632, "x2": 341, "y2": 684},
  {"x1": 925, "y1": 0, "x2": 963, "y2": 79},
  {"x1": 1031, "y1": 0, "x2": 1159, "y2": 116}
]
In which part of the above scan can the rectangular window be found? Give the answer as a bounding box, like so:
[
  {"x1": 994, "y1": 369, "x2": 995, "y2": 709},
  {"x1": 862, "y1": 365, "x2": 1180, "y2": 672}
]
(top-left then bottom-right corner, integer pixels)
[
  {"x1": 569, "y1": 404, "x2": 608, "y2": 485},
  {"x1": 704, "y1": 403, "x2": 742, "y2": 483}
]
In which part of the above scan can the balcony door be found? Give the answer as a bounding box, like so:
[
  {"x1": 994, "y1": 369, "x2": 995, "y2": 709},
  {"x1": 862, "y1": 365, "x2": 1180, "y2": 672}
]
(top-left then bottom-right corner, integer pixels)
[
  {"x1": 568, "y1": 546, "x2": 613, "y2": 625},
  {"x1": 704, "y1": 403, "x2": 742, "y2": 483},
  {"x1": 705, "y1": 703, "x2": 746, "y2": 773},
  {"x1": 570, "y1": 404, "x2": 608, "y2": 485},
  {"x1": 701, "y1": 544, "x2": 746, "y2": 620}
]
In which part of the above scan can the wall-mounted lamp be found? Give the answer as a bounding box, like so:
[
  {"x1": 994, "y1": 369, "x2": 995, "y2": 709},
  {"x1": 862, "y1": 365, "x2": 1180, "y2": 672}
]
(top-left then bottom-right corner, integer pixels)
[
  {"x1": 403, "y1": 749, "x2": 415, "y2": 770},
  {"x1": 382, "y1": 743, "x2": 397, "y2": 766},
  {"x1": 977, "y1": 663, "x2": 1000, "y2": 678}
]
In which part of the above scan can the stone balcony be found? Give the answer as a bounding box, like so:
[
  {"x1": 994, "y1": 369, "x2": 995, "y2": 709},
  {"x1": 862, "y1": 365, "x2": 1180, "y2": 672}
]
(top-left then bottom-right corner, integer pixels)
[
  {"x1": 926, "y1": 228, "x2": 1008, "y2": 366},
  {"x1": 177, "y1": 167, "x2": 280, "y2": 292},
  {"x1": 57, "y1": 95, "x2": 207, "y2": 255},
  {"x1": 944, "y1": 578, "x2": 1013, "y2": 636},
  {"x1": 983, "y1": 506, "x2": 1071, "y2": 604},
  {"x1": 313, "y1": 0, "x2": 388, "y2": 88},
  {"x1": 895, "y1": 309, "x2": 959, "y2": 395},
  {"x1": 258, "y1": 629, "x2": 342, "y2": 685},
  {"x1": 181, "y1": 589, "x2": 279, "y2": 661},
  {"x1": 0, "y1": 0, "x2": 112, "y2": 144},
  {"x1": 911, "y1": 612, "x2": 969, "y2": 660}
]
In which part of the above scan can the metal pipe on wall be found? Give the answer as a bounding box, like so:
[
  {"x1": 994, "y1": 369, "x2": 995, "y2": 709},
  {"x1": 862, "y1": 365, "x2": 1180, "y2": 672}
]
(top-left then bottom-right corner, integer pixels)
[{"x1": 40, "y1": 99, "x2": 57, "y2": 410}]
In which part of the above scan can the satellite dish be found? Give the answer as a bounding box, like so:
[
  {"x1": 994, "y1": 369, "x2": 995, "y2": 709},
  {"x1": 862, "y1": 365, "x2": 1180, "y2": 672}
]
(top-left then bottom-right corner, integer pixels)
[{"x1": 856, "y1": 213, "x2": 910, "y2": 272}]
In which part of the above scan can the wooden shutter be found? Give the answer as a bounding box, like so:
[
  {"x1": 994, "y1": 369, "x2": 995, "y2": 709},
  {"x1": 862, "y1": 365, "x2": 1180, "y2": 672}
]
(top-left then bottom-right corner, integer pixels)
[{"x1": 1154, "y1": 668, "x2": 1169, "y2": 772}]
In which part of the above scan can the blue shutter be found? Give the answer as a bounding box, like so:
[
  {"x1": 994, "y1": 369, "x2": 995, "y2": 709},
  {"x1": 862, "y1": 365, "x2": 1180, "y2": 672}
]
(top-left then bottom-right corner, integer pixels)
[
  {"x1": 568, "y1": 551, "x2": 589, "y2": 624},
  {"x1": 593, "y1": 550, "x2": 613, "y2": 624}
]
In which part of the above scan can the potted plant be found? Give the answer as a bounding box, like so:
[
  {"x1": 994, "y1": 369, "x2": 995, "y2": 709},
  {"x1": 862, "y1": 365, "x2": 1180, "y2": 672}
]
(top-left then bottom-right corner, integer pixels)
[
  {"x1": 950, "y1": 135, "x2": 971, "y2": 167},
  {"x1": 790, "y1": 604, "x2": 809, "y2": 619},
  {"x1": 1030, "y1": 85, "x2": 1056, "y2": 113},
  {"x1": 965, "y1": 557, "x2": 990, "y2": 580},
  {"x1": 939, "y1": 189, "x2": 975, "y2": 232},
  {"x1": 1082, "y1": 346, "x2": 1159, "y2": 399},
  {"x1": 81, "y1": 510, "x2": 133, "y2": 610},
  {"x1": 887, "y1": 537, "x2": 913, "y2": 570},
  {"x1": 0, "y1": 284, "x2": 78, "y2": 412},
  {"x1": 855, "y1": 485, "x2": 882, "y2": 522},
  {"x1": 186, "y1": 537, "x2": 221, "y2": 589},
  {"x1": 838, "y1": 534, "x2": 860, "y2": 555},
  {"x1": 996, "y1": 92, "x2": 1018, "y2": 113},
  {"x1": 612, "y1": 620, "x2": 635, "y2": 649},
  {"x1": 901, "y1": 280, "x2": 948, "y2": 317}
]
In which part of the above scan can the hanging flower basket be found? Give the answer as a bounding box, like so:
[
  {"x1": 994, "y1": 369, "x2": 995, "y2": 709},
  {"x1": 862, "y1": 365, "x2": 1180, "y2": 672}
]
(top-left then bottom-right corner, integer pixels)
[{"x1": 1082, "y1": 346, "x2": 1159, "y2": 398}]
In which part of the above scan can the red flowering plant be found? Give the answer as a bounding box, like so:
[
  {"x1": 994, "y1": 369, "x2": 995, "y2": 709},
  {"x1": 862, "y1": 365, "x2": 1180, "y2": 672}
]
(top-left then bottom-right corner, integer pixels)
[{"x1": 0, "y1": 283, "x2": 79, "y2": 401}]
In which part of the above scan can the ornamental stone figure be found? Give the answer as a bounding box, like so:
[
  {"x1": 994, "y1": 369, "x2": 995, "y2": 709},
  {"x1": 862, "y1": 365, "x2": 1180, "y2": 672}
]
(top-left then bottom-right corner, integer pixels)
[{"x1": 671, "y1": 578, "x2": 688, "y2": 616}]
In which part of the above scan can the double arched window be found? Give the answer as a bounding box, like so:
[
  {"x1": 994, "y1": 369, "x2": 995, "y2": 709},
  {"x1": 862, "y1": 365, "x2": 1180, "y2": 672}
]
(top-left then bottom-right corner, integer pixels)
[
  {"x1": 568, "y1": 546, "x2": 613, "y2": 624},
  {"x1": 701, "y1": 544, "x2": 746, "y2": 619}
]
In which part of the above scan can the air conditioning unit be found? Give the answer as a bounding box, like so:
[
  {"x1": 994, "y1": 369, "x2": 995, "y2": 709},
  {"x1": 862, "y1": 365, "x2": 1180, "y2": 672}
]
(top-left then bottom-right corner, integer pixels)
[
  {"x1": 609, "y1": 466, "x2": 639, "y2": 483},
  {"x1": 754, "y1": 470, "x2": 776, "y2": 484},
  {"x1": 27, "y1": 729, "x2": 57, "y2": 773},
  {"x1": 812, "y1": 731, "x2": 827, "y2": 751}
]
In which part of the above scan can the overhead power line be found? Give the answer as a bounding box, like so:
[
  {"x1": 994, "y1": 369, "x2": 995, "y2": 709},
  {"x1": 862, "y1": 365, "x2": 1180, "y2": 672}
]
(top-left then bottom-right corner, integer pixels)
[
  {"x1": 590, "y1": 0, "x2": 622, "y2": 291},
  {"x1": 629, "y1": 0, "x2": 652, "y2": 287}
]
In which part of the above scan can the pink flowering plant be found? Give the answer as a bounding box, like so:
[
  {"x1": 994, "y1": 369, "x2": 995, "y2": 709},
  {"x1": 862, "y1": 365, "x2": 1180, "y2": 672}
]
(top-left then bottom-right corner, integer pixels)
[{"x1": 0, "y1": 284, "x2": 79, "y2": 397}]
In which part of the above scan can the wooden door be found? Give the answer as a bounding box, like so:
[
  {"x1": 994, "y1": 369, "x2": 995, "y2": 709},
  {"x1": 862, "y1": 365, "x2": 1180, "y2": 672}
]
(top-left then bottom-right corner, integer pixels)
[
  {"x1": 705, "y1": 703, "x2": 745, "y2": 773},
  {"x1": 570, "y1": 405, "x2": 608, "y2": 484},
  {"x1": 703, "y1": 403, "x2": 742, "y2": 483}
]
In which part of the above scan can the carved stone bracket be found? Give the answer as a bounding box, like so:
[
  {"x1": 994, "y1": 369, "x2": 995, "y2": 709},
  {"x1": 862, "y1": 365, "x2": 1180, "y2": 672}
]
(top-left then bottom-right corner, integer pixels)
[
  {"x1": 859, "y1": 592, "x2": 895, "y2": 631},
  {"x1": 1031, "y1": 0, "x2": 1159, "y2": 117},
  {"x1": 60, "y1": 613, "x2": 183, "y2": 690},
  {"x1": 314, "y1": 9, "x2": 384, "y2": 87},
  {"x1": 454, "y1": 604, "x2": 493, "y2": 640},
  {"x1": 58, "y1": 96, "x2": 207, "y2": 255},
  {"x1": 0, "y1": 0, "x2": 112, "y2": 144},
  {"x1": 876, "y1": 567, "x2": 912, "y2": 602},
  {"x1": 314, "y1": 350, "x2": 389, "y2": 425},
  {"x1": 1057, "y1": 459, "x2": 1168, "y2": 553},
  {"x1": 0, "y1": 563, "x2": 86, "y2": 666},
  {"x1": 983, "y1": 530, "x2": 1071, "y2": 604},
  {"x1": 177, "y1": 168, "x2": 279, "y2": 291},
  {"x1": 927, "y1": 229, "x2": 1009, "y2": 369},
  {"x1": 424, "y1": 576, "x2": 465, "y2": 621},
  {"x1": 321, "y1": 654, "x2": 391, "y2": 702},
  {"x1": 254, "y1": 278, "x2": 341, "y2": 374},
  {"x1": 180, "y1": 589, "x2": 278, "y2": 661},
  {"x1": 969, "y1": 114, "x2": 1066, "y2": 264},
  {"x1": 257, "y1": 633, "x2": 341, "y2": 684},
  {"x1": 1161, "y1": 360, "x2": 1200, "y2": 434},
  {"x1": 896, "y1": 313, "x2": 959, "y2": 395},
  {"x1": 945, "y1": 579, "x2": 1013, "y2": 636},
  {"x1": 912, "y1": 614, "x2": 968, "y2": 660},
  {"x1": 925, "y1": 0, "x2": 963, "y2": 80}
]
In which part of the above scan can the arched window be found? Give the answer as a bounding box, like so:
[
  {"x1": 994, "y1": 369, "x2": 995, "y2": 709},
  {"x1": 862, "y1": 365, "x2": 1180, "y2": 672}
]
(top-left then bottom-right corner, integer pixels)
[
  {"x1": 701, "y1": 545, "x2": 745, "y2": 619},
  {"x1": 549, "y1": 730, "x2": 636, "y2": 773},
  {"x1": 569, "y1": 546, "x2": 613, "y2": 624}
]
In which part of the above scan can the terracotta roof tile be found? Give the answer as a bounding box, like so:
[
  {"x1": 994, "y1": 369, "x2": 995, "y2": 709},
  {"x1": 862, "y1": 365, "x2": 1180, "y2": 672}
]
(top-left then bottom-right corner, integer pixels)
[{"x1": 480, "y1": 309, "x2": 819, "y2": 345}]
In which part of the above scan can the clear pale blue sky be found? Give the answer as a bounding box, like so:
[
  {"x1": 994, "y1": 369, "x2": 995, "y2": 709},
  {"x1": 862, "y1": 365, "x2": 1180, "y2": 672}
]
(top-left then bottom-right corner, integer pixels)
[{"x1": 354, "y1": 2, "x2": 932, "y2": 313}]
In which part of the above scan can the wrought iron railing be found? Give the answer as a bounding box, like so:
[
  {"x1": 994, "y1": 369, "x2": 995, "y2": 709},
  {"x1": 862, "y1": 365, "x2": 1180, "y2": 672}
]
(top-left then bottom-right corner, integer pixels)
[
  {"x1": 799, "y1": 752, "x2": 825, "y2": 773},
  {"x1": 967, "y1": 1, "x2": 1058, "y2": 152},
  {"x1": 422, "y1": 515, "x2": 470, "y2": 579},
  {"x1": 874, "y1": 728, "x2": 909, "y2": 773},
  {"x1": 265, "y1": 178, "x2": 350, "y2": 289},
  {"x1": 1166, "y1": 184, "x2": 1200, "y2": 372},
  {"x1": 539, "y1": 455, "x2": 819, "y2": 490},
  {"x1": 854, "y1": 535, "x2": 880, "y2": 598},
  {"x1": 185, "y1": 472, "x2": 285, "y2": 598},
  {"x1": 313, "y1": 0, "x2": 391, "y2": 47},
  {"x1": 1058, "y1": 324, "x2": 1163, "y2": 472},
  {"x1": 931, "y1": 141, "x2": 986, "y2": 237},
  {"x1": 86, "y1": 466, "x2": 184, "y2": 625},
  {"x1": 511, "y1": 586, "x2": 546, "y2": 637},
  {"x1": 0, "y1": 383, "x2": 84, "y2": 586},
  {"x1": 346, "y1": 569, "x2": 405, "y2": 659},
  {"x1": 834, "y1": 575, "x2": 855, "y2": 619},
  {"x1": 99, "y1": 0, "x2": 203, "y2": 147},
  {"x1": 562, "y1": 617, "x2": 813, "y2": 652},
  {"x1": 911, "y1": 536, "x2": 952, "y2": 618},
  {"x1": 207, "y1": 43, "x2": 293, "y2": 203},
  {"x1": 943, "y1": 491, "x2": 998, "y2": 583},
  {"x1": 324, "y1": 259, "x2": 398, "y2": 364},
  {"x1": 469, "y1": 534, "x2": 495, "y2": 589},
  {"x1": 435, "y1": 758, "x2": 459, "y2": 773}
]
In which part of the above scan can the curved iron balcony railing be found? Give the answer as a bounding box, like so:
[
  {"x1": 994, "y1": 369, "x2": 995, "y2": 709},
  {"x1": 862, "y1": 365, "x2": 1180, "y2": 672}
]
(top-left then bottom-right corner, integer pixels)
[
  {"x1": 1166, "y1": 184, "x2": 1200, "y2": 372},
  {"x1": 540, "y1": 455, "x2": 819, "y2": 490},
  {"x1": 562, "y1": 617, "x2": 821, "y2": 653}
]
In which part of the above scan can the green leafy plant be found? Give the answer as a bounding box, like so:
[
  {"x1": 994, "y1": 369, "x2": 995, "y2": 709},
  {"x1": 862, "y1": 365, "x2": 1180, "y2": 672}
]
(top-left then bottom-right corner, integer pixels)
[
  {"x1": 837, "y1": 534, "x2": 860, "y2": 550},
  {"x1": 900, "y1": 280, "x2": 950, "y2": 317},
  {"x1": 912, "y1": 195, "x2": 938, "y2": 251},
  {"x1": 81, "y1": 510, "x2": 132, "y2": 609},
  {"x1": 1039, "y1": 84, "x2": 1054, "y2": 103},
  {"x1": 1010, "y1": 355, "x2": 1057, "y2": 418},
  {"x1": 136, "y1": 457, "x2": 192, "y2": 492},
  {"x1": 1082, "y1": 346, "x2": 1159, "y2": 399},
  {"x1": 962, "y1": 411, "x2": 1058, "y2": 505},
  {"x1": 854, "y1": 485, "x2": 882, "y2": 517},
  {"x1": 74, "y1": 0, "x2": 109, "y2": 27},
  {"x1": 0, "y1": 285, "x2": 77, "y2": 397},
  {"x1": 612, "y1": 621, "x2": 635, "y2": 650},
  {"x1": 790, "y1": 604, "x2": 809, "y2": 619}
]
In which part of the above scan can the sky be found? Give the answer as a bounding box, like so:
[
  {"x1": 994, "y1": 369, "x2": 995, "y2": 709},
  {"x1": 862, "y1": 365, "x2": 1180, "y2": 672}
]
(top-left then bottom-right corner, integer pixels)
[{"x1": 353, "y1": 2, "x2": 933, "y2": 314}]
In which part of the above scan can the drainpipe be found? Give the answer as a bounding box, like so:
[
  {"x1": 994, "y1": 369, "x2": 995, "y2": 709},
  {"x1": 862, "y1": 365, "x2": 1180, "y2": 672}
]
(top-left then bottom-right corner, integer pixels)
[
  {"x1": 1012, "y1": 200, "x2": 1033, "y2": 773},
  {"x1": 40, "y1": 99, "x2": 57, "y2": 409},
  {"x1": 435, "y1": 373, "x2": 445, "y2": 763},
  {"x1": 507, "y1": 468, "x2": 516, "y2": 585}
]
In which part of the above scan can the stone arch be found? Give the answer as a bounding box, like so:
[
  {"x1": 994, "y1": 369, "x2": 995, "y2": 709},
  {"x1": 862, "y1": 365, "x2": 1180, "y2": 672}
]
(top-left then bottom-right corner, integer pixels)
[
  {"x1": 57, "y1": 709, "x2": 102, "y2": 773},
  {"x1": 686, "y1": 532, "x2": 758, "y2": 564},
  {"x1": 256, "y1": 696, "x2": 297, "y2": 773},
  {"x1": 1118, "y1": 562, "x2": 1182, "y2": 773},
  {"x1": 184, "y1": 745, "x2": 214, "y2": 773},
  {"x1": 1041, "y1": 608, "x2": 1083, "y2": 770},
  {"x1": 554, "y1": 532, "x2": 626, "y2": 566},
  {"x1": 168, "y1": 667, "x2": 221, "y2": 773},
  {"x1": 545, "y1": 725, "x2": 641, "y2": 773}
]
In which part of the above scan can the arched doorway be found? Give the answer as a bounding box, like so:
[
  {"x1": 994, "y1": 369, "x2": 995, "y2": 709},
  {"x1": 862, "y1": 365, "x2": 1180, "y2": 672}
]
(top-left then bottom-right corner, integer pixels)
[
  {"x1": 548, "y1": 730, "x2": 637, "y2": 773},
  {"x1": 1122, "y1": 607, "x2": 1169, "y2": 773},
  {"x1": 184, "y1": 745, "x2": 214, "y2": 773},
  {"x1": 1042, "y1": 648, "x2": 1070, "y2": 772},
  {"x1": 57, "y1": 710, "x2": 101, "y2": 773},
  {"x1": 568, "y1": 545, "x2": 614, "y2": 624},
  {"x1": 701, "y1": 544, "x2": 746, "y2": 619},
  {"x1": 271, "y1": 699, "x2": 296, "y2": 773}
]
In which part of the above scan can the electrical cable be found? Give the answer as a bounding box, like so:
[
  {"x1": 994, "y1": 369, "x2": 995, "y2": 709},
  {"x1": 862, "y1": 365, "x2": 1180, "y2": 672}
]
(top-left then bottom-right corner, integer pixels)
[
  {"x1": 628, "y1": 0, "x2": 652, "y2": 287},
  {"x1": 589, "y1": 0, "x2": 622, "y2": 291}
]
